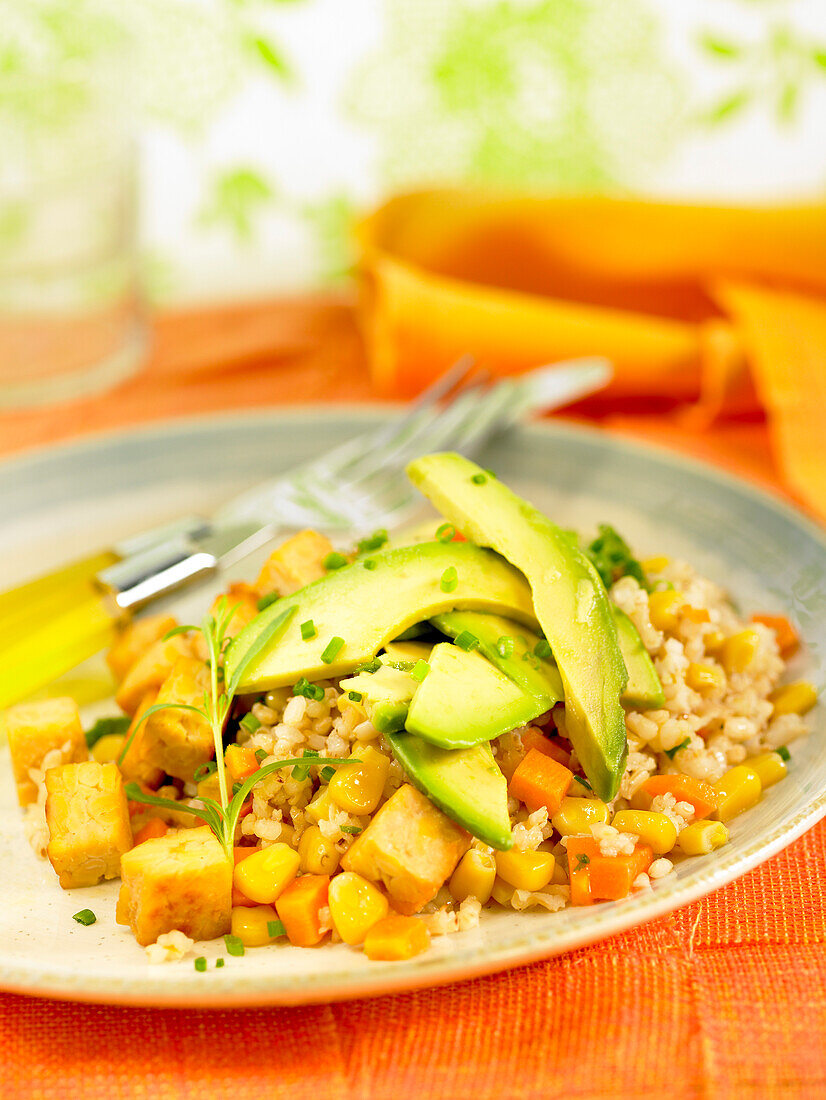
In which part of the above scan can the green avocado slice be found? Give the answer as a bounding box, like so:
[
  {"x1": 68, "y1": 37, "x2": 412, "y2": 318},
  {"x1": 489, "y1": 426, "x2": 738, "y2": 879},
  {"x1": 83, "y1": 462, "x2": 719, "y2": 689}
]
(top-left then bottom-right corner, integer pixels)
[
  {"x1": 339, "y1": 663, "x2": 418, "y2": 733},
  {"x1": 405, "y1": 642, "x2": 547, "y2": 748},
  {"x1": 407, "y1": 453, "x2": 628, "y2": 801},
  {"x1": 225, "y1": 541, "x2": 538, "y2": 695},
  {"x1": 384, "y1": 730, "x2": 513, "y2": 850},
  {"x1": 614, "y1": 607, "x2": 665, "y2": 710},
  {"x1": 431, "y1": 610, "x2": 563, "y2": 707}
]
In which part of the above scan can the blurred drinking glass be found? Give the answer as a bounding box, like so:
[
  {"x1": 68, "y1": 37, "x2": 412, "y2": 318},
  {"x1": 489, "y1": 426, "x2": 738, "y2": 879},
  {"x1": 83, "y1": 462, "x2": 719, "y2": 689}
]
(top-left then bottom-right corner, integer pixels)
[{"x1": 0, "y1": 6, "x2": 146, "y2": 407}]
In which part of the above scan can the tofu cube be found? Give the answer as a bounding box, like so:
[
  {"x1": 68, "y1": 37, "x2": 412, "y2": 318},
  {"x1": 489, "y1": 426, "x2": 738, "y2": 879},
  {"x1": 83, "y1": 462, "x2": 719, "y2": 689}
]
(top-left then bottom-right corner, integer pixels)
[
  {"x1": 106, "y1": 613, "x2": 178, "y2": 684},
  {"x1": 115, "y1": 633, "x2": 193, "y2": 716},
  {"x1": 119, "y1": 692, "x2": 164, "y2": 789},
  {"x1": 210, "y1": 582, "x2": 261, "y2": 639},
  {"x1": 342, "y1": 784, "x2": 470, "y2": 914},
  {"x1": 141, "y1": 657, "x2": 215, "y2": 782},
  {"x1": 45, "y1": 762, "x2": 132, "y2": 889},
  {"x1": 3, "y1": 697, "x2": 88, "y2": 806},
  {"x1": 116, "y1": 825, "x2": 232, "y2": 946},
  {"x1": 256, "y1": 529, "x2": 334, "y2": 597}
]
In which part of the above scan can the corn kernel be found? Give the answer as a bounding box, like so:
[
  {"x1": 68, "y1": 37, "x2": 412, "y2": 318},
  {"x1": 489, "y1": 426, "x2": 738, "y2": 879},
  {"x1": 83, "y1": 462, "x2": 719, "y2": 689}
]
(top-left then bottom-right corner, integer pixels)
[
  {"x1": 298, "y1": 824, "x2": 341, "y2": 875},
  {"x1": 676, "y1": 820, "x2": 729, "y2": 856},
  {"x1": 713, "y1": 765, "x2": 762, "y2": 823},
  {"x1": 648, "y1": 590, "x2": 685, "y2": 632},
  {"x1": 770, "y1": 681, "x2": 818, "y2": 718},
  {"x1": 90, "y1": 733, "x2": 125, "y2": 765},
  {"x1": 495, "y1": 849, "x2": 556, "y2": 892},
  {"x1": 363, "y1": 915, "x2": 430, "y2": 961},
  {"x1": 233, "y1": 843, "x2": 300, "y2": 904},
  {"x1": 449, "y1": 849, "x2": 496, "y2": 904},
  {"x1": 551, "y1": 796, "x2": 610, "y2": 836},
  {"x1": 610, "y1": 810, "x2": 678, "y2": 856},
  {"x1": 196, "y1": 772, "x2": 223, "y2": 803},
  {"x1": 230, "y1": 904, "x2": 279, "y2": 948},
  {"x1": 491, "y1": 876, "x2": 514, "y2": 906},
  {"x1": 685, "y1": 662, "x2": 726, "y2": 695},
  {"x1": 720, "y1": 629, "x2": 761, "y2": 674},
  {"x1": 628, "y1": 788, "x2": 653, "y2": 811},
  {"x1": 327, "y1": 746, "x2": 389, "y2": 816},
  {"x1": 328, "y1": 871, "x2": 389, "y2": 945},
  {"x1": 704, "y1": 628, "x2": 726, "y2": 653},
  {"x1": 642, "y1": 555, "x2": 670, "y2": 573},
  {"x1": 305, "y1": 786, "x2": 334, "y2": 823},
  {"x1": 747, "y1": 751, "x2": 788, "y2": 790}
]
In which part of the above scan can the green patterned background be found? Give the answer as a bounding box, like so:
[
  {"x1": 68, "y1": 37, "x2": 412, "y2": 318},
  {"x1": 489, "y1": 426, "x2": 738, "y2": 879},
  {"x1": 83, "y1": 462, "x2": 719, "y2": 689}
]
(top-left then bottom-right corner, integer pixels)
[{"x1": 3, "y1": 0, "x2": 826, "y2": 302}]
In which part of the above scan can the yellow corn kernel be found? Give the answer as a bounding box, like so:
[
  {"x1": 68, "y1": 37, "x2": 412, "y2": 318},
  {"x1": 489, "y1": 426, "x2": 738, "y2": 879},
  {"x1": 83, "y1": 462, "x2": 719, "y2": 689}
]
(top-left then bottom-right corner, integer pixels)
[
  {"x1": 491, "y1": 876, "x2": 515, "y2": 906},
  {"x1": 720, "y1": 629, "x2": 761, "y2": 674},
  {"x1": 648, "y1": 589, "x2": 685, "y2": 632},
  {"x1": 298, "y1": 824, "x2": 341, "y2": 875},
  {"x1": 713, "y1": 765, "x2": 762, "y2": 823},
  {"x1": 196, "y1": 772, "x2": 223, "y2": 803},
  {"x1": 747, "y1": 751, "x2": 788, "y2": 790},
  {"x1": 551, "y1": 796, "x2": 610, "y2": 836},
  {"x1": 328, "y1": 871, "x2": 389, "y2": 945},
  {"x1": 327, "y1": 746, "x2": 390, "y2": 816},
  {"x1": 230, "y1": 904, "x2": 280, "y2": 948},
  {"x1": 770, "y1": 681, "x2": 818, "y2": 718},
  {"x1": 305, "y1": 786, "x2": 334, "y2": 824},
  {"x1": 676, "y1": 820, "x2": 729, "y2": 856},
  {"x1": 628, "y1": 788, "x2": 653, "y2": 811},
  {"x1": 449, "y1": 849, "x2": 497, "y2": 904},
  {"x1": 495, "y1": 849, "x2": 556, "y2": 892},
  {"x1": 90, "y1": 733, "x2": 125, "y2": 765},
  {"x1": 233, "y1": 843, "x2": 300, "y2": 904},
  {"x1": 685, "y1": 662, "x2": 726, "y2": 695},
  {"x1": 610, "y1": 810, "x2": 678, "y2": 855},
  {"x1": 642, "y1": 555, "x2": 670, "y2": 573},
  {"x1": 704, "y1": 628, "x2": 726, "y2": 653}
]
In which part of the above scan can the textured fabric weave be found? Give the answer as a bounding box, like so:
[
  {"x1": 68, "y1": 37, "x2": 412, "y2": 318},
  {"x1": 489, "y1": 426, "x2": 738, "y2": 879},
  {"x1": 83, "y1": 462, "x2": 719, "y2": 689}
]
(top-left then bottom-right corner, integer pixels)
[{"x1": 1, "y1": 298, "x2": 824, "y2": 1100}]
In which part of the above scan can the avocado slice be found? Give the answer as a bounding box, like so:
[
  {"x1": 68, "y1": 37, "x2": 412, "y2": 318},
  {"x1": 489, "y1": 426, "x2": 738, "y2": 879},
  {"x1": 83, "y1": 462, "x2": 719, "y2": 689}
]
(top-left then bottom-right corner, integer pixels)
[
  {"x1": 431, "y1": 610, "x2": 563, "y2": 707},
  {"x1": 339, "y1": 663, "x2": 417, "y2": 733},
  {"x1": 614, "y1": 607, "x2": 665, "y2": 710},
  {"x1": 381, "y1": 640, "x2": 433, "y2": 667},
  {"x1": 385, "y1": 730, "x2": 513, "y2": 850},
  {"x1": 225, "y1": 541, "x2": 538, "y2": 694},
  {"x1": 405, "y1": 642, "x2": 547, "y2": 749},
  {"x1": 407, "y1": 454, "x2": 628, "y2": 801}
]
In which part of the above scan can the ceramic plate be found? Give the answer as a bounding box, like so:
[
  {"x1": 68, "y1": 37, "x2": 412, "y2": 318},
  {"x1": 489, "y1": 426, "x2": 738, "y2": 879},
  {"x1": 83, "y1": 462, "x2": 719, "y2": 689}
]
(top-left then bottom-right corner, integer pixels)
[{"x1": 1, "y1": 410, "x2": 824, "y2": 1007}]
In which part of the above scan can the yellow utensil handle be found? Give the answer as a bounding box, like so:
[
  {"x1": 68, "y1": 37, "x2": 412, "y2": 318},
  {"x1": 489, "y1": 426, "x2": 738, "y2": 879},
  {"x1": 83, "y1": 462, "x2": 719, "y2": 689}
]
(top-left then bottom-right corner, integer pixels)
[{"x1": 0, "y1": 551, "x2": 119, "y2": 629}]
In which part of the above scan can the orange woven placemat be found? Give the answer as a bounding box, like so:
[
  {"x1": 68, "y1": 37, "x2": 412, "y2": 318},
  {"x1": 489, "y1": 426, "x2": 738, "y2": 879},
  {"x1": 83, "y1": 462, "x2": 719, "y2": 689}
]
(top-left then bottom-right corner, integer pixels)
[{"x1": 2, "y1": 298, "x2": 824, "y2": 1100}]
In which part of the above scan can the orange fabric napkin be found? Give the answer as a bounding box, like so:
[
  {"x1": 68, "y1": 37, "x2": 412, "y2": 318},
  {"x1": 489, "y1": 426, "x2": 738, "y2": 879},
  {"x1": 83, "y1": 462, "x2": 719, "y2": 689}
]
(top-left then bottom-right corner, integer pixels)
[
  {"x1": 1, "y1": 297, "x2": 825, "y2": 1099},
  {"x1": 358, "y1": 191, "x2": 826, "y2": 519}
]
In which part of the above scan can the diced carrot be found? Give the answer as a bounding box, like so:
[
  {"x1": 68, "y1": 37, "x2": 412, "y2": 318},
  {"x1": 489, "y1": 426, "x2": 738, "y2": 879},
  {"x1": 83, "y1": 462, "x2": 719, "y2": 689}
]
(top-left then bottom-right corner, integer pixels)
[
  {"x1": 751, "y1": 614, "x2": 799, "y2": 658},
  {"x1": 509, "y1": 748, "x2": 573, "y2": 816},
  {"x1": 233, "y1": 846, "x2": 257, "y2": 864},
  {"x1": 225, "y1": 744, "x2": 259, "y2": 783},
  {"x1": 275, "y1": 874, "x2": 330, "y2": 947},
  {"x1": 451, "y1": 531, "x2": 466, "y2": 542},
  {"x1": 642, "y1": 774, "x2": 719, "y2": 819},
  {"x1": 127, "y1": 783, "x2": 157, "y2": 818},
  {"x1": 683, "y1": 606, "x2": 710, "y2": 624},
  {"x1": 132, "y1": 817, "x2": 169, "y2": 845},
  {"x1": 569, "y1": 865, "x2": 593, "y2": 907},
  {"x1": 566, "y1": 836, "x2": 653, "y2": 902},
  {"x1": 363, "y1": 914, "x2": 431, "y2": 961},
  {"x1": 520, "y1": 727, "x2": 571, "y2": 768}
]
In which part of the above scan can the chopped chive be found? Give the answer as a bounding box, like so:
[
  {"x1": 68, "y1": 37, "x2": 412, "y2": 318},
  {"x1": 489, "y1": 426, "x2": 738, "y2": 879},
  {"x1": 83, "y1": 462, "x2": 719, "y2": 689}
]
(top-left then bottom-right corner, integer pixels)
[
  {"x1": 324, "y1": 551, "x2": 348, "y2": 570},
  {"x1": 534, "y1": 639, "x2": 553, "y2": 660},
  {"x1": 776, "y1": 745, "x2": 791, "y2": 761},
  {"x1": 484, "y1": 469, "x2": 496, "y2": 478},
  {"x1": 357, "y1": 529, "x2": 388, "y2": 554},
  {"x1": 355, "y1": 657, "x2": 382, "y2": 674},
  {"x1": 239, "y1": 712, "x2": 261, "y2": 735},
  {"x1": 454, "y1": 630, "x2": 479, "y2": 652},
  {"x1": 575, "y1": 853, "x2": 590, "y2": 868},
  {"x1": 496, "y1": 636, "x2": 514, "y2": 659},
  {"x1": 348, "y1": 690, "x2": 364, "y2": 702},
  {"x1": 320, "y1": 636, "x2": 345, "y2": 664},
  {"x1": 320, "y1": 765, "x2": 335, "y2": 782},
  {"x1": 436, "y1": 523, "x2": 456, "y2": 543},
  {"x1": 300, "y1": 619, "x2": 317, "y2": 640},
  {"x1": 193, "y1": 761, "x2": 217, "y2": 783},
  {"x1": 293, "y1": 677, "x2": 324, "y2": 699},
  {"x1": 72, "y1": 909, "x2": 96, "y2": 926},
  {"x1": 521, "y1": 652, "x2": 540, "y2": 669},
  {"x1": 340, "y1": 825, "x2": 362, "y2": 835},
  {"x1": 574, "y1": 775, "x2": 592, "y2": 791},
  {"x1": 224, "y1": 934, "x2": 245, "y2": 957},
  {"x1": 194, "y1": 956, "x2": 207, "y2": 972},
  {"x1": 215, "y1": 958, "x2": 225, "y2": 968},
  {"x1": 440, "y1": 566, "x2": 458, "y2": 593},
  {"x1": 257, "y1": 592, "x2": 279, "y2": 612},
  {"x1": 267, "y1": 919, "x2": 286, "y2": 938},
  {"x1": 470, "y1": 473, "x2": 487, "y2": 485},
  {"x1": 411, "y1": 659, "x2": 430, "y2": 683},
  {"x1": 292, "y1": 749, "x2": 319, "y2": 782},
  {"x1": 362, "y1": 559, "x2": 378, "y2": 571},
  {"x1": 664, "y1": 738, "x2": 691, "y2": 760},
  {"x1": 255, "y1": 748, "x2": 267, "y2": 763}
]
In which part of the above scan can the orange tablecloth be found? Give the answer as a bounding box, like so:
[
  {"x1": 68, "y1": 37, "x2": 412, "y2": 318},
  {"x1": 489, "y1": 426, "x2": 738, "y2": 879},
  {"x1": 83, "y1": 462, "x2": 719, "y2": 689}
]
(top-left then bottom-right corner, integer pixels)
[{"x1": 2, "y1": 298, "x2": 824, "y2": 1100}]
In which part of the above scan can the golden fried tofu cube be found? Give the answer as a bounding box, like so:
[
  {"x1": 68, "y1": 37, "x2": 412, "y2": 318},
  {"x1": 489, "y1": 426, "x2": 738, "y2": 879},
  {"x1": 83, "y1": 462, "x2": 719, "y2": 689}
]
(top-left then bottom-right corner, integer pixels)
[
  {"x1": 342, "y1": 784, "x2": 470, "y2": 914},
  {"x1": 210, "y1": 581, "x2": 261, "y2": 639},
  {"x1": 141, "y1": 657, "x2": 214, "y2": 782},
  {"x1": 116, "y1": 825, "x2": 232, "y2": 946},
  {"x1": 115, "y1": 633, "x2": 193, "y2": 716},
  {"x1": 3, "y1": 697, "x2": 88, "y2": 806},
  {"x1": 106, "y1": 613, "x2": 178, "y2": 684},
  {"x1": 256, "y1": 529, "x2": 334, "y2": 597},
  {"x1": 45, "y1": 762, "x2": 132, "y2": 889},
  {"x1": 119, "y1": 692, "x2": 164, "y2": 789}
]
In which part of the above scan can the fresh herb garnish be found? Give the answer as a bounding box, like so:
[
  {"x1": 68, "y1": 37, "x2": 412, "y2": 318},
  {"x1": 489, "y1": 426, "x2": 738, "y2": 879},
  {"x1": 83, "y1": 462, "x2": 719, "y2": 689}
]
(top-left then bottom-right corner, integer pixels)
[
  {"x1": 575, "y1": 853, "x2": 590, "y2": 869},
  {"x1": 193, "y1": 761, "x2": 218, "y2": 783},
  {"x1": 348, "y1": 690, "x2": 364, "y2": 702},
  {"x1": 254, "y1": 749, "x2": 267, "y2": 763},
  {"x1": 440, "y1": 566, "x2": 458, "y2": 593},
  {"x1": 454, "y1": 630, "x2": 479, "y2": 652},
  {"x1": 224, "y1": 934, "x2": 245, "y2": 957},
  {"x1": 496, "y1": 636, "x2": 514, "y2": 659},
  {"x1": 340, "y1": 825, "x2": 362, "y2": 835},
  {"x1": 292, "y1": 749, "x2": 320, "y2": 782},
  {"x1": 300, "y1": 619, "x2": 317, "y2": 640},
  {"x1": 436, "y1": 523, "x2": 456, "y2": 543},
  {"x1": 320, "y1": 636, "x2": 345, "y2": 664},
  {"x1": 777, "y1": 745, "x2": 791, "y2": 761},
  {"x1": 72, "y1": 909, "x2": 96, "y2": 926},
  {"x1": 534, "y1": 639, "x2": 552, "y2": 660},
  {"x1": 411, "y1": 660, "x2": 430, "y2": 683},
  {"x1": 293, "y1": 677, "x2": 325, "y2": 701},
  {"x1": 194, "y1": 956, "x2": 207, "y2": 972},
  {"x1": 215, "y1": 958, "x2": 225, "y2": 968},
  {"x1": 257, "y1": 592, "x2": 279, "y2": 612},
  {"x1": 362, "y1": 559, "x2": 378, "y2": 571},
  {"x1": 323, "y1": 551, "x2": 348, "y2": 570},
  {"x1": 470, "y1": 473, "x2": 487, "y2": 485},
  {"x1": 239, "y1": 712, "x2": 261, "y2": 735},
  {"x1": 320, "y1": 765, "x2": 336, "y2": 783},
  {"x1": 355, "y1": 657, "x2": 382, "y2": 674},
  {"x1": 586, "y1": 524, "x2": 649, "y2": 591},
  {"x1": 664, "y1": 738, "x2": 691, "y2": 759},
  {"x1": 85, "y1": 715, "x2": 131, "y2": 749},
  {"x1": 267, "y1": 920, "x2": 286, "y2": 938},
  {"x1": 574, "y1": 775, "x2": 592, "y2": 791},
  {"x1": 357, "y1": 529, "x2": 388, "y2": 554}
]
